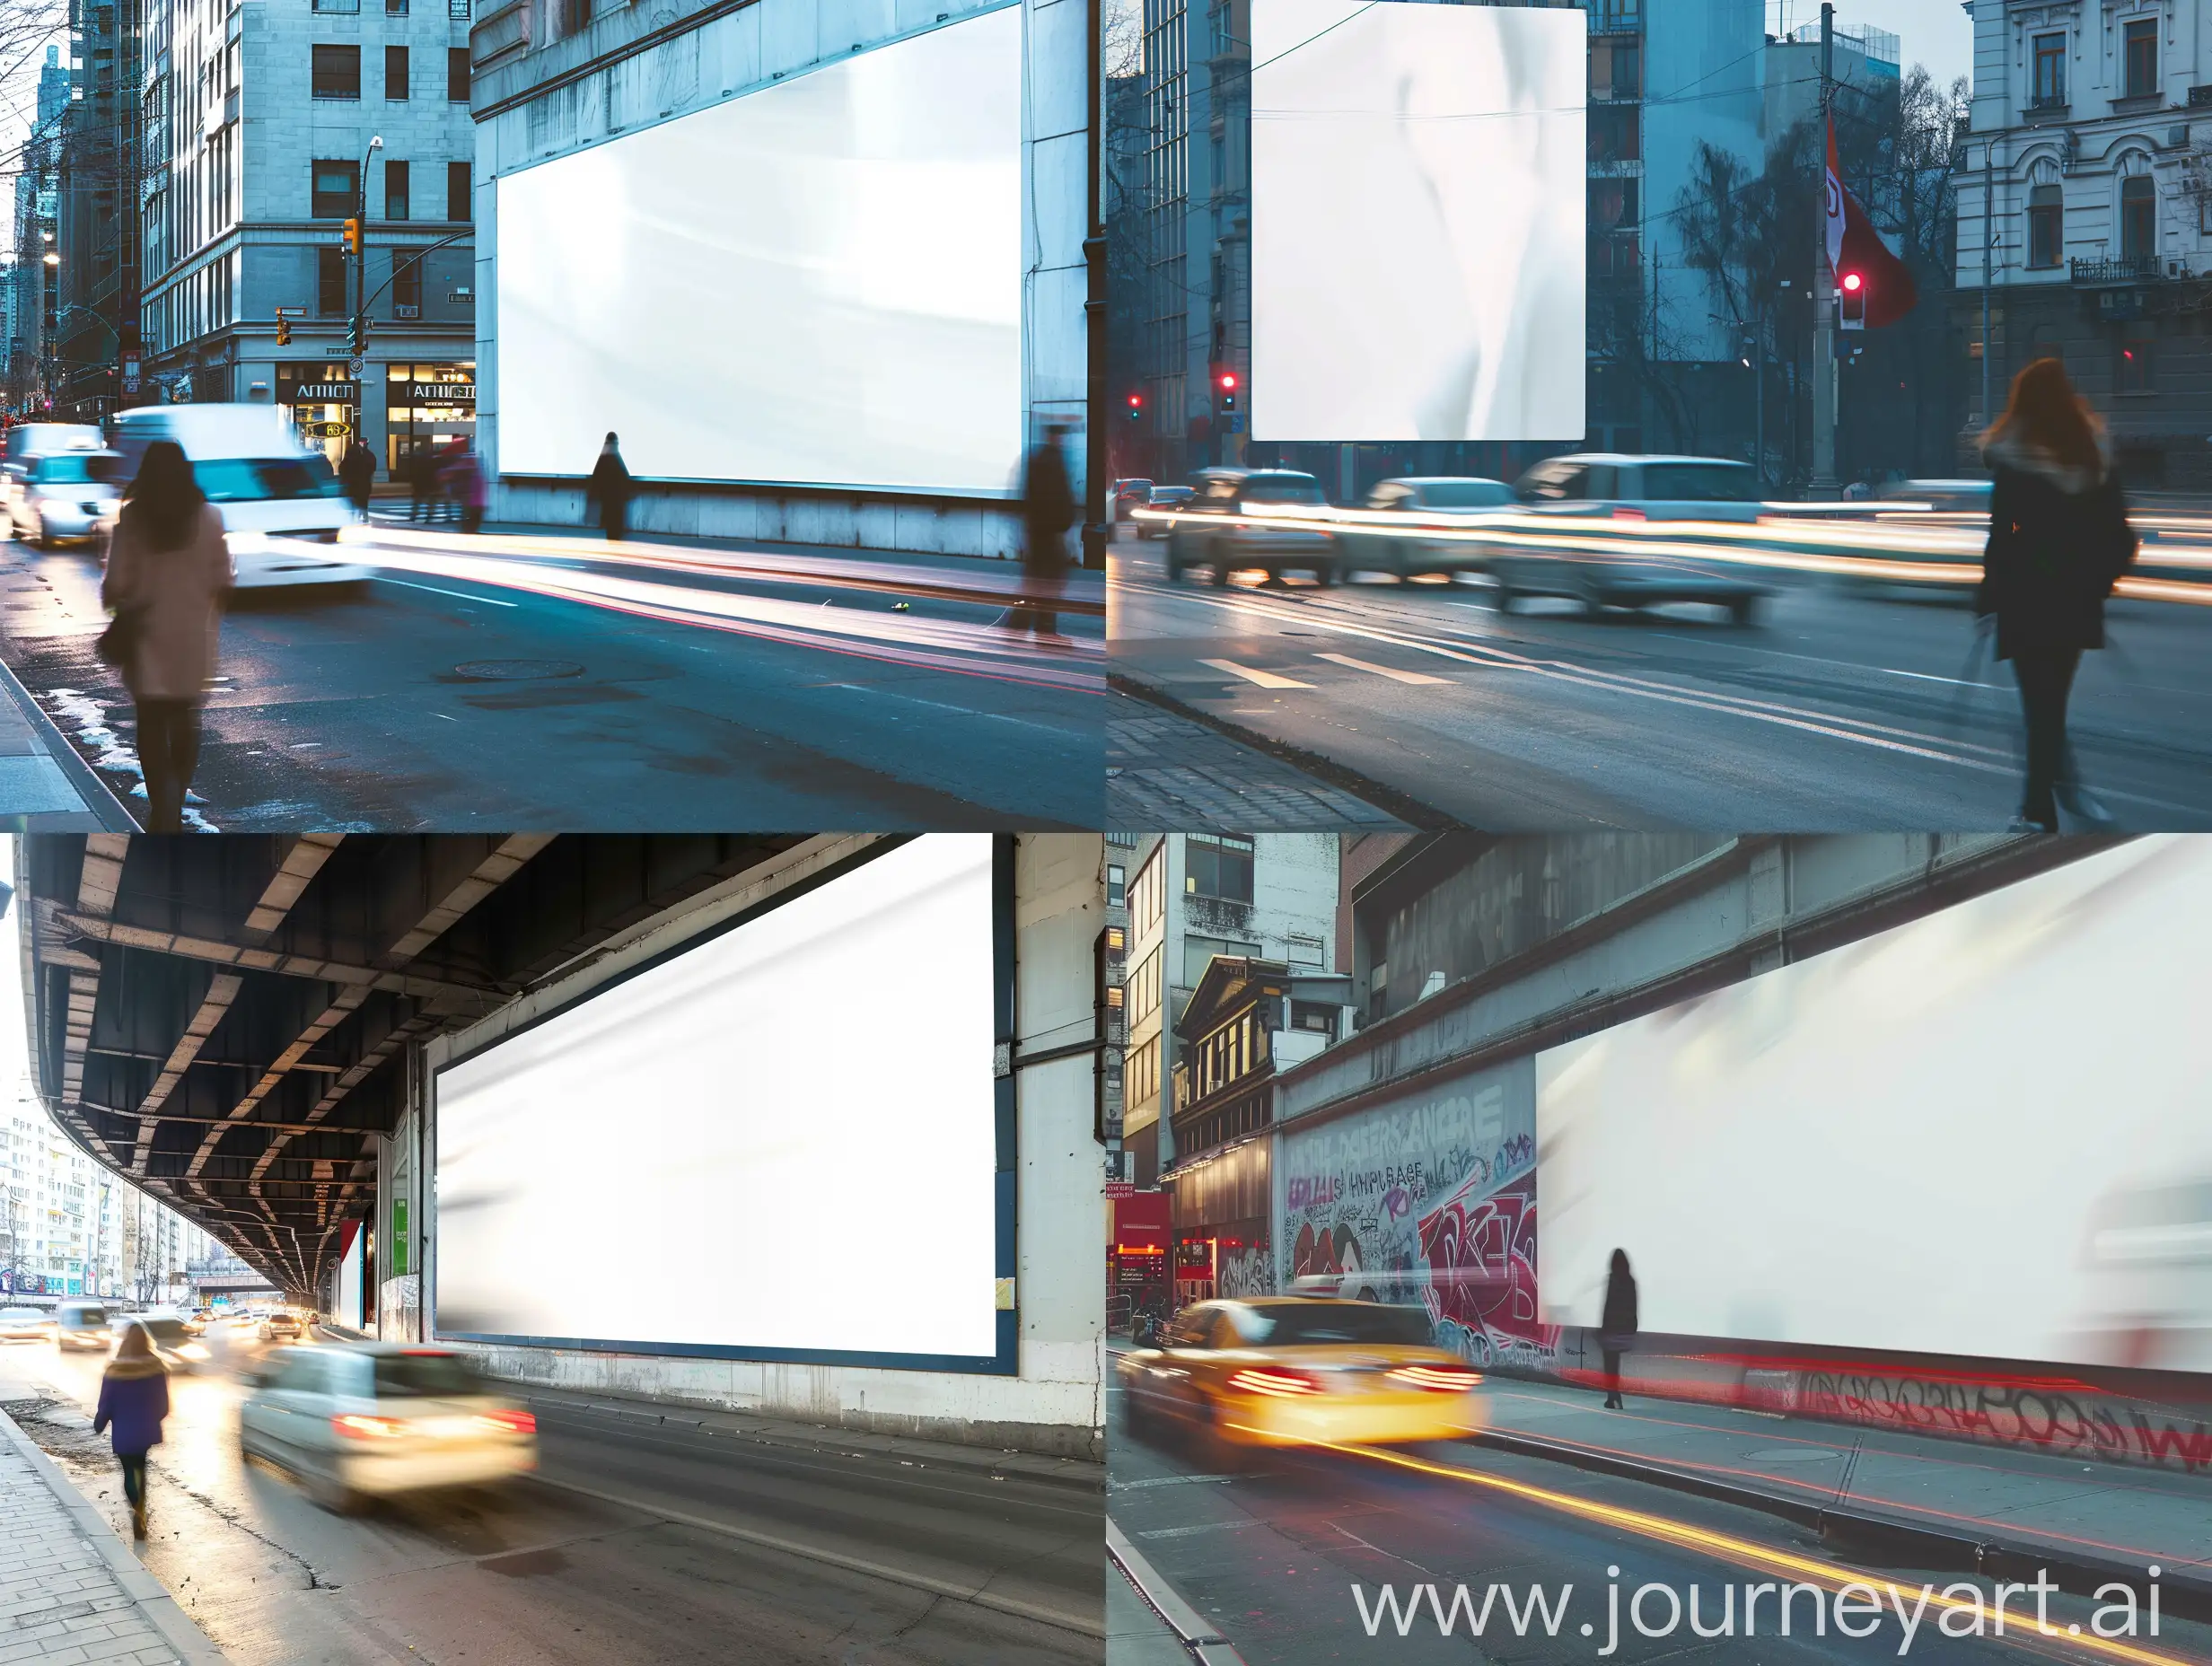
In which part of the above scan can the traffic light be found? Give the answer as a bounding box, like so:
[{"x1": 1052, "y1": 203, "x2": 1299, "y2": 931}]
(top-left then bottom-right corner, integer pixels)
[
  {"x1": 1126, "y1": 391, "x2": 1143, "y2": 423},
  {"x1": 343, "y1": 217, "x2": 364, "y2": 256},
  {"x1": 1216, "y1": 370, "x2": 1238, "y2": 412},
  {"x1": 1839, "y1": 268, "x2": 1866, "y2": 330},
  {"x1": 347, "y1": 315, "x2": 370, "y2": 356},
  {"x1": 274, "y1": 313, "x2": 291, "y2": 346}
]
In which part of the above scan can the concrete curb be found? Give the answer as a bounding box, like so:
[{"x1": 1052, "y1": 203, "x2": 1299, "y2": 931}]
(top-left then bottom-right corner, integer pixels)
[
  {"x1": 1106, "y1": 1517, "x2": 1248, "y2": 1665},
  {"x1": 522, "y1": 1471, "x2": 1105, "y2": 1639},
  {"x1": 0, "y1": 648, "x2": 138, "y2": 830},
  {"x1": 0, "y1": 1404, "x2": 229, "y2": 1665},
  {"x1": 1470, "y1": 1425, "x2": 2212, "y2": 1624}
]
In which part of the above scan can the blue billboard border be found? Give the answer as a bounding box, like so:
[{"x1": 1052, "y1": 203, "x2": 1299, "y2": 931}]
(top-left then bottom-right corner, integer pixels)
[{"x1": 431, "y1": 833, "x2": 1020, "y2": 1378}]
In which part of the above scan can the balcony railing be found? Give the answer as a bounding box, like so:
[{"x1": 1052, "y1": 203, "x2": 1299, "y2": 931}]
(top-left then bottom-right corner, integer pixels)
[{"x1": 2071, "y1": 254, "x2": 2164, "y2": 285}]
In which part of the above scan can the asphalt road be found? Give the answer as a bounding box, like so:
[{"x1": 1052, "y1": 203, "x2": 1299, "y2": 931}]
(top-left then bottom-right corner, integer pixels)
[
  {"x1": 0, "y1": 518, "x2": 1104, "y2": 830},
  {"x1": 3, "y1": 1328, "x2": 1103, "y2": 1665},
  {"x1": 1107, "y1": 534, "x2": 2212, "y2": 830},
  {"x1": 1105, "y1": 1368, "x2": 2212, "y2": 1666}
]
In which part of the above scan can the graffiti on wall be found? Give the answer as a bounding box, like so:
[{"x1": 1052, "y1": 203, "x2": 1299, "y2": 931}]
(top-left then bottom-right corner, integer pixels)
[
  {"x1": 1796, "y1": 1368, "x2": 2212, "y2": 1475},
  {"x1": 1219, "y1": 1244, "x2": 1275, "y2": 1300},
  {"x1": 1278, "y1": 1064, "x2": 1555, "y2": 1367}
]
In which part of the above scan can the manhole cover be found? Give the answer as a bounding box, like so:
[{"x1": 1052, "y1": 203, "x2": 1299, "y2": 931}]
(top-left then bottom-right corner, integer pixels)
[{"x1": 452, "y1": 659, "x2": 585, "y2": 681}]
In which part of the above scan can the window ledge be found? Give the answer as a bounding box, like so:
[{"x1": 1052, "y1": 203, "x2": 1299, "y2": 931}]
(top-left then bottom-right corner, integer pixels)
[{"x1": 2111, "y1": 94, "x2": 2166, "y2": 115}]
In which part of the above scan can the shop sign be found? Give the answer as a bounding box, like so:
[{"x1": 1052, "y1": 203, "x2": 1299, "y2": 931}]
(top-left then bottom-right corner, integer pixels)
[
  {"x1": 406, "y1": 381, "x2": 475, "y2": 403},
  {"x1": 279, "y1": 379, "x2": 359, "y2": 405}
]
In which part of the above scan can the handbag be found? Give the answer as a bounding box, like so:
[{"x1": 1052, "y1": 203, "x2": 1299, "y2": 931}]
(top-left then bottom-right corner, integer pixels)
[{"x1": 95, "y1": 603, "x2": 145, "y2": 671}]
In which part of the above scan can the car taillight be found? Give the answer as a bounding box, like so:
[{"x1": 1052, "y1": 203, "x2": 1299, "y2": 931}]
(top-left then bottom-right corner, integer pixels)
[
  {"x1": 477, "y1": 1409, "x2": 536, "y2": 1435},
  {"x1": 1612, "y1": 506, "x2": 1646, "y2": 522},
  {"x1": 332, "y1": 1414, "x2": 407, "y2": 1440},
  {"x1": 1388, "y1": 1365, "x2": 1484, "y2": 1393},
  {"x1": 1227, "y1": 1367, "x2": 1320, "y2": 1399}
]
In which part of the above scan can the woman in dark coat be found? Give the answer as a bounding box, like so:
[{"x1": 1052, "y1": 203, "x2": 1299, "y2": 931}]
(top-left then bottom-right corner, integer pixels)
[
  {"x1": 1977, "y1": 358, "x2": 2137, "y2": 832},
  {"x1": 1599, "y1": 1248, "x2": 1637, "y2": 1410},
  {"x1": 93, "y1": 1321, "x2": 171, "y2": 1539},
  {"x1": 584, "y1": 432, "x2": 634, "y2": 543}
]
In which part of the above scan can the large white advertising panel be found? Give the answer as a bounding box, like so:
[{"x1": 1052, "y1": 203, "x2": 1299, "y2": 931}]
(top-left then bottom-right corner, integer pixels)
[
  {"x1": 496, "y1": 8, "x2": 1023, "y2": 494},
  {"x1": 1250, "y1": 1, "x2": 1584, "y2": 443},
  {"x1": 1539, "y1": 837, "x2": 2212, "y2": 1370},
  {"x1": 435, "y1": 836, "x2": 1000, "y2": 1364}
]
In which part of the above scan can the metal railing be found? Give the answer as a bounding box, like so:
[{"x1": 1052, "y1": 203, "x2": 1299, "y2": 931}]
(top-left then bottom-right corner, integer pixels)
[{"x1": 2071, "y1": 254, "x2": 2164, "y2": 285}]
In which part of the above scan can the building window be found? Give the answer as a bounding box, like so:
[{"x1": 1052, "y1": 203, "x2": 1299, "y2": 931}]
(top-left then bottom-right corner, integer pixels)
[
  {"x1": 1589, "y1": 176, "x2": 1638, "y2": 230},
  {"x1": 1590, "y1": 104, "x2": 1639, "y2": 165},
  {"x1": 1128, "y1": 945, "x2": 1163, "y2": 1030},
  {"x1": 2118, "y1": 322, "x2": 2155, "y2": 394},
  {"x1": 2124, "y1": 19, "x2": 2158, "y2": 100},
  {"x1": 1107, "y1": 864, "x2": 1127, "y2": 906},
  {"x1": 559, "y1": 0, "x2": 590, "y2": 34},
  {"x1": 448, "y1": 46, "x2": 471, "y2": 101},
  {"x1": 384, "y1": 44, "x2": 408, "y2": 100},
  {"x1": 387, "y1": 0, "x2": 408, "y2": 12},
  {"x1": 1185, "y1": 834, "x2": 1254, "y2": 903},
  {"x1": 2027, "y1": 183, "x2": 2062, "y2": 268},
  {"x1": 1128, "y1": 1037, "x2": 1160, "y2": 1117},
  {"x1": 312, "y1": 45, "x2": 360, "y2": 100},
  {"x1": 1129, "y1": 846, "x2": 1165, "y2": 938},
  {"x1": 446, "y1": 160, "x2": 471, "y2": 222},
  {"x1": 2031, "y1": 32, "x2": 2065, "y2": 106},
  {"x1": 392, "y1": 254, "x2": 422, "y2": 316},
  {"x1": 310, "y1": 160, "x2": 359, "y2": 218},
  {"x1": 385, "y1": 159, "x2": 409, "y2": 220},
  {"x1": 2121, "y1": 173, "x2": 2155, "y2": 260},
  {"x1": 317, "y1": 246, "x2": 347, "y2": 314}
]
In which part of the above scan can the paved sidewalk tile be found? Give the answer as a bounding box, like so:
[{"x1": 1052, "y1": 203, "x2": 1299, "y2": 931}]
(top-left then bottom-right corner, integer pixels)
[{"x1": 1107, "y1": 697, "x2": 1409, "y2": 830}]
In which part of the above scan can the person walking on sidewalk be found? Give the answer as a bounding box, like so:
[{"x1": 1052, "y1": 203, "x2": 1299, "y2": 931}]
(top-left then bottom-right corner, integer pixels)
[
  {"x1": 1014, "y1": 424, "x2": 1075, "y2": 639},
  {"x1": 1978, "y1": 358, "x2": 2137, "y2": 833},
  {"x1": 338, "y1": 440, "x2": 375, "y2": 522},
  {"x1": 585, "y1": 432, "x2": 634, "y2": 542},
  {"x1": 1599, "y1": 1248, "x2": 1637, "y2": 1410},
  {"x1": 92, "y1": 1322, "x2": 171, "y2": 1540},
  {"x1": 453, "y1": 442, "x2": 487, "y2": 535},
  {"x1": 101, "y1": 441, "x2": 233, "y2": 833}
]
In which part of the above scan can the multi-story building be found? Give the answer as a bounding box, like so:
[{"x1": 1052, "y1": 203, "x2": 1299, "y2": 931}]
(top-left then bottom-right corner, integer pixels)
[
  {"x1": 53, "y1": 0, "x2": 147, "y2": 417},
  {"x1": 136, "y1": 0, "x2": 478, "y2": 472},
  {"x1": 1953, "y1": 0, "x2": 2212, "y2": 487},
  {"x1": 6, "y1": 48, "x2": 75, "y2": 414},
  {"x1": 1119, "y1": 833, "x2": 1338, "y2": 1190},
  {"x1": 2, "y1": 1093, "x2": 214, "y2": 1302}
]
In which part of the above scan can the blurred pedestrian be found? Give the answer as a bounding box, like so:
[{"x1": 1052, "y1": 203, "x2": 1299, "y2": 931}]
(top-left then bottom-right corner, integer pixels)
[
  {"x1": 1599, "y1": 1248, "x2": 1637, "y2": 1410},
  {"x1": 100, "y1": 440, "x2": 231, "y2": 833},
  {"x1": 338, "y1": 440, "x2": 375, "y2": 522},
  {"x1": 93, "y1": 1321, "x2": 170, "y2": 1540},
  {"x1": 1978, "y1": 358, "x2": 2137, "y2": 833},
  {"x1": 1014, "y1": 424, "x2": 1075, "y2": 638},
  {"x1": 585, "y1": 432, "x2": 633, "y2": 542},
  {"x1": 407, "y1": 445, "x2": 435, "y2": 523},
  {"x1": 453, "y1": 443, "x2": 487, "y2": 535}
]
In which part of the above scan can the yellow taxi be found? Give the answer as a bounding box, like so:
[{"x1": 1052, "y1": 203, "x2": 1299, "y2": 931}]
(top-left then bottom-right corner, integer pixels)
[{"x1": 1117, "y1": 1296, "x2": 1484, "y2": 1451}]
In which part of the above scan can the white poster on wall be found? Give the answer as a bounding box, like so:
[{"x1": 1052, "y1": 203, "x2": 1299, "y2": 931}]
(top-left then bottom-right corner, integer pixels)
[
  {"x1": 496, "y1": 7, "x2": 1023, "y2": 495},
  {"x1": 1537, "y1": 837, "x2": 2212, "y2": 1371},
  {"x1": 1250, "y1": 0, "x2": 1585, "y2": 443}
]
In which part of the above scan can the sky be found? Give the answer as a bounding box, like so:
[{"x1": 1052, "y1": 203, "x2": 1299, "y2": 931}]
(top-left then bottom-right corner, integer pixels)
[{"x1": 1778, "y1": 0, "x2": 1975, "y2": 92}]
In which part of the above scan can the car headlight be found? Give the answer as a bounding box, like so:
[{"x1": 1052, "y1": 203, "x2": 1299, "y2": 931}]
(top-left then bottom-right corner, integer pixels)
[
  {"x1": 225, "y1": 530, "x2": 269, "y2": 556},
  {"x1": 180, "y1": 1343, "x2": 209, "y2": 1360}
]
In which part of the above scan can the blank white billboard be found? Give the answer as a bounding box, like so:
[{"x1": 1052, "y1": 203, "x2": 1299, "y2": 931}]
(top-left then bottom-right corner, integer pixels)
[
  {"x1": 435, "y1": 836, "x2": 1001, "y2": 1365},
  {"x1": 1250, "y1": 0, "x2": 1584, "y2": 443},
  {"x1": 495, "y1": 7, "x2": 1023, "y2": 495},
  {"x1": 1539, "y1": 838, "x2": 2212, "y2": 1371}
]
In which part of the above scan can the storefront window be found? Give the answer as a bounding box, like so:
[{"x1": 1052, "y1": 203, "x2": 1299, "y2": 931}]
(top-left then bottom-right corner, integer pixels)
[
  {"x1": 385, "y1": 360, "x2": 476, "y2": 477},
  {"x1": 276, "y1": 361, "x2": 359, "y2": 468}
]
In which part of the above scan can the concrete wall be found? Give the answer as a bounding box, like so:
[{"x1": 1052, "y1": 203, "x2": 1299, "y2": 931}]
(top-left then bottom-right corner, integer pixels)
[
  {"x1": 408, "y1": 834, "x2": 1106, "y2": 1458},
  {"x1": 471, "y1": 0, "x2": 1089, "y2": 557}
]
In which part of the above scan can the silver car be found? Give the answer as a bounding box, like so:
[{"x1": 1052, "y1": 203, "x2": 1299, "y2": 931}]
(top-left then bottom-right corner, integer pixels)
[
  {"x1": 0, "y1": 1306, "x2": 54, "y2": 1343},
  {"x1": 12, "y1": 449, "x2": 121, "y2": 547},
  {"x1": 240, "y1": 1342, "x2": 539, "y2": 1513},
  {"x1": 1335, "y1": 477, "x2": 1516, "y2": 580}
]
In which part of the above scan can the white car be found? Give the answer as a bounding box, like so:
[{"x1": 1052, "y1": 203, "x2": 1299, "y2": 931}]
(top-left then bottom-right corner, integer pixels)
[
  {"x1": 240, "y1": 1343, "x2": 538, "y2": 1513},
  {"x1": 1335, "y1": 477, "x2": 1518, "y2": 580},
  {"x1": 107, "y1": 405, "x2": 371, "y2": 592},
  {"x1": 2, "y1": 423, "x2": 103, "y2": 524},
  {"x1": 12, "y1": 449, "x2": 123, "y2": 547},
  {"x1": 125, "y1": 1312, "x2": 214, "y2": 1373},
  {"x1": 0, "y1": 1306, "x2": 54, "y2": 1342}
]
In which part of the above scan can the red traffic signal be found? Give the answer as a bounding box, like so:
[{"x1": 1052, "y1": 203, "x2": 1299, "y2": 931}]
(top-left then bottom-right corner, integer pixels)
[
  {"x1": 1126, "y1": 391, "x2": 1143, "y2": 422},
  {"x1": 1217, "y1": 372, "x2": 1237, "y2": 391},
  {"x1": 1839, "y1": 269, "x2": 1866, "y2": 330}
]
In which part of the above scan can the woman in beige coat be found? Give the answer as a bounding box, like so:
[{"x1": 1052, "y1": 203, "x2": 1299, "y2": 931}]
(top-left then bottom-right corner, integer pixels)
[{"x1": 101, "y1": 441, "x2": 233, "y2": 832}]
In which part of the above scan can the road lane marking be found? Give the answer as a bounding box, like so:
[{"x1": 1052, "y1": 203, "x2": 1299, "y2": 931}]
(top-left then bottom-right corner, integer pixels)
[
  {"x1": 1200, "y1": 658, "x2": 1313, "y2": 689},
  {"x1": 379, "y1": 578, "x2": 519, "y2": 607},
  {"x1": 1314, "y1": 653, "x2": 1453, "y2": 686}
]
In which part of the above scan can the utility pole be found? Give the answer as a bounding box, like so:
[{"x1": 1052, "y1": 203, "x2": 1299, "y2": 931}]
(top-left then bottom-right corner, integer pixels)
[
  {"x1": 1981, "y1": 137, "x2": 1994, "y2": 428},
  {"x1": 1080, "y1": 0, "x2": 1108, "y2": 572},
  {"x1": 1810, "y1": 1, "x2": 1839, "y2": 495}
]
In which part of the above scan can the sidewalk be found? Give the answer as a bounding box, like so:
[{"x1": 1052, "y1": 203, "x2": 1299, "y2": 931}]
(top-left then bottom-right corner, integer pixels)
[
  {"x1": 1108, "y1": 1519, "x2": 1247, "y2": 1666},
  {"x1": 0, "y1": 1402, "x2": 226, "y2": 1665},
  {"x1": 1462, "y1": 1375, "x2": 2212, "y2": 1610},
  {"x1": 0, "y1": 566, "x2": 132, "y2": 829},
  {"x1": 1108, "y1": 688, "x2": 1415, "y2": 830}
]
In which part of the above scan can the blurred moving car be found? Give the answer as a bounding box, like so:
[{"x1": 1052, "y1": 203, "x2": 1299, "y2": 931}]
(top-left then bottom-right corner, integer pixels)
[
  {"x1": 1165, "y1": 469, "x2": 1339, "y2": 585},
  {"x1": 0, "y1": 1306, "x2": 54, "y2": 1342},
  {"x1": 128, "y1": 1313, "x2": 213, "y2": 1373},
  {"x1": 1110, "y1": 478, "x2": 1155, "y2": 521},
  {"x1": 184, "y1": 1308, "x2": 215, "y2": 1336},
  {"x1": 1335, "y1": 477, "x2": 1516, "y2": 581},
  {"x1": 55, "y1": 1300, "x2": 114, "y2": 1352},
  {"x1": 239, "y1": 1343, "x2": 539, "y2": 1513},
  {"x1": 2, "y1": 423, "x2": 103, "y2": 524},
  {"x1": 1136, "y1": 484, "x2": 1193, "y2": 539},
  {"x1": 1118, "y1": 1297, "x2": 1485, "y2": 1454},
  {"x1": 1491, "y1": 453, "x2": 1771, "y2": 623},
  {"x1": 259, "y1": 1310, "x2": 305, "y2": 1343},
  {"x1": 106, "y1": 405, "x2": 371, "y2": 591},
  {"x1": 1875, "y1": 478, "x2": 1993, "y2": 515},
  {"x1": 11, "y1": 450, "x2": 122, "y2": 548}
]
